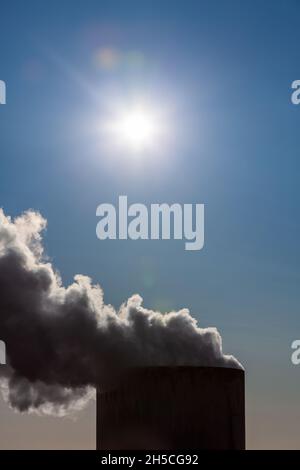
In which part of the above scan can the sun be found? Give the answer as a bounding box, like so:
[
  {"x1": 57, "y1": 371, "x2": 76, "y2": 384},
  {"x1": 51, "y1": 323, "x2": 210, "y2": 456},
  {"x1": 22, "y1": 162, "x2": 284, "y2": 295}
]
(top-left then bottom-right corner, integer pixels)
[
  {"x1": 118, "y1": 109, "x2": 156, "y2": 150},
  {"x1": 99, "y1": 100, "x2": 164, "y2": 156},
  {"x1": 115, "y1": 107, "x2": 157, "y2": 151},
  {"x1": 96, "y1": 97, "x2": 169, "y2": 159}
]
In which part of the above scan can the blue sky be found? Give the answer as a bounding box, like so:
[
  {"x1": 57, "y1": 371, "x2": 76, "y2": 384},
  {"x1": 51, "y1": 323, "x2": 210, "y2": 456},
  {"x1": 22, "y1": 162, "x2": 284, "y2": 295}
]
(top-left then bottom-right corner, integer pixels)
[{"x1": 0, "y1": 0, "x2": 300, "y2": 448}]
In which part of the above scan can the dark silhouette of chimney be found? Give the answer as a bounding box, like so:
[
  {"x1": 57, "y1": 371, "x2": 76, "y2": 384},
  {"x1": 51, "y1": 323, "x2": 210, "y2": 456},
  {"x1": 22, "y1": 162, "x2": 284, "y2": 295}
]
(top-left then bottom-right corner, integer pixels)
[{"x1": 97, "y1": 366, "x2": 245, "y2": 450}]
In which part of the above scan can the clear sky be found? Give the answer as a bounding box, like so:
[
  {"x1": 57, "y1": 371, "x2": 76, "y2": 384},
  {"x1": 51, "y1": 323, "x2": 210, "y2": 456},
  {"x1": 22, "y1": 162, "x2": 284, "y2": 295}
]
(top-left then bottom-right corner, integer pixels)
[{"x1": 0, "y1": 0, "x2": 300, "y2": 449}]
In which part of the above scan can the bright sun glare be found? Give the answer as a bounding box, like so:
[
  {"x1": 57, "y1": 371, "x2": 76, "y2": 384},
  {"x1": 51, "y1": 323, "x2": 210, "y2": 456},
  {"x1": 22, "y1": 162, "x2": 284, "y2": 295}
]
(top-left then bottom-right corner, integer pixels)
[
  {"x1": 118, "y1": 109, "x2": 156, "y2": 150},
  {"x1": 100, "y1": 101, "x2": 165, "y2": 156}
]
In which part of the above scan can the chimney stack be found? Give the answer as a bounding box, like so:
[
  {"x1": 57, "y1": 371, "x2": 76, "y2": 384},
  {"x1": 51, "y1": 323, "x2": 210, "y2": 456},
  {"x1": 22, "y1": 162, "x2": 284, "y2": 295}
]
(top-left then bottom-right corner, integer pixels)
[{"x1": 97, "y1": 366, "x2": 245, "y2": 450}]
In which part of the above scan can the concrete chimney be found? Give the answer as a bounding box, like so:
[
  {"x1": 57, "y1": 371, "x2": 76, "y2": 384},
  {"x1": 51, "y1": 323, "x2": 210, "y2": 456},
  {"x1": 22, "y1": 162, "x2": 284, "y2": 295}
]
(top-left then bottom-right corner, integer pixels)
[{"x1": 97, "y1": 366, "x2": 245, "y2": 450}]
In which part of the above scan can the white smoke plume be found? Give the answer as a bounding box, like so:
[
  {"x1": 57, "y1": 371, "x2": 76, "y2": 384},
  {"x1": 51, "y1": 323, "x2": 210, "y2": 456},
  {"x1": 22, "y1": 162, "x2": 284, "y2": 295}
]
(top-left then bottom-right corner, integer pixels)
[{"x1": 0, "y1": 209, "x2": 242, "y2": 415}]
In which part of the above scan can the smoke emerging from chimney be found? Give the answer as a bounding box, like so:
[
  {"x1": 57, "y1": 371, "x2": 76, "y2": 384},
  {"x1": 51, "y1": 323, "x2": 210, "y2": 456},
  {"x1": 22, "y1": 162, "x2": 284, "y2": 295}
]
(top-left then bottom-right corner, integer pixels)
[{"x1": 0, "y1": 209, "x2": 242, "y2": 415}]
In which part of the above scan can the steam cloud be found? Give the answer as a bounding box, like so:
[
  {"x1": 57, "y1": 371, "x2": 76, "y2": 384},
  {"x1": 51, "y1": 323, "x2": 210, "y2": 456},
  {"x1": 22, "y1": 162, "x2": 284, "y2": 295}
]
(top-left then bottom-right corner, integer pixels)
[{"x1": 0, "y1": 209, "x2": 242, "y2": 415}]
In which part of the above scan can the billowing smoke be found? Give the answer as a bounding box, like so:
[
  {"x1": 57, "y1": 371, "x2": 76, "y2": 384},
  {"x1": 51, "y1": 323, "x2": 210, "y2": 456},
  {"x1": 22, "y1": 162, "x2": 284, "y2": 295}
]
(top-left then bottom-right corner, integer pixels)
[{"x1": 0, "y1": 209, "x2": 242, "y2": 415}]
